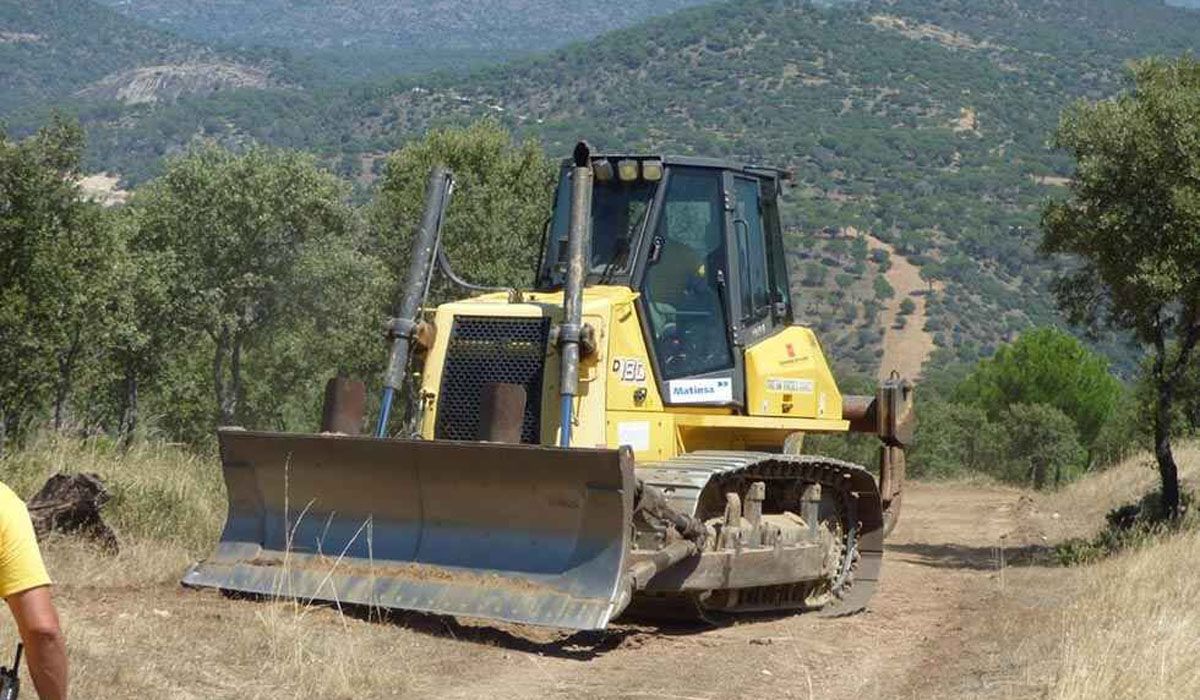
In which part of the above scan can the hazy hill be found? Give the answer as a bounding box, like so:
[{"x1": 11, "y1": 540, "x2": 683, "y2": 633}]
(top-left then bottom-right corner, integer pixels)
[
  {"x1": 90, "y1": 0, "x2": 718, "y2": 81},
  {"x1": 26, "y1": 0, "x2": 1200, "y2": 373},
  {"x1": 0, "y1": 0, "x2": 294, "y2": 117},
  {"x1": 92, "y1": 0, "x2": 716, "y2": 51},
  {"x1": 359, "y1": 0, "x2": 1196, "y2": 373}
]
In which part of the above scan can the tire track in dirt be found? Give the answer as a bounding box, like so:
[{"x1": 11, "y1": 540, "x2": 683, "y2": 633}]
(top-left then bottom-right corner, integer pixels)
[
  {"x1": 37, "y1": 481, "x2": 1038, "y2": 699},
  {"x1": 415, "y1": 482, "x2": 1028, "y2": 700}
]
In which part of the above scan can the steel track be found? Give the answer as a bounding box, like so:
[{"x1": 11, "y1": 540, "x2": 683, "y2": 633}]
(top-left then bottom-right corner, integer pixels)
[{"x1": 629, "y1": 451, "x2": 885, "y2": 622}]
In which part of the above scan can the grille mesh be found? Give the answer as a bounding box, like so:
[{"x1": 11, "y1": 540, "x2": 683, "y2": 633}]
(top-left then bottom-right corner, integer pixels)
[{"x1": 434, "y1": 316, "x2": 551, "y2": 444}]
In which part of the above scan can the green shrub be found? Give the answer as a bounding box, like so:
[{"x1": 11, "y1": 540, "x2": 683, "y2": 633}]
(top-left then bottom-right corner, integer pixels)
[
  {"x1": 873, "y1": 276, "x2": 895, "y2": 300},
  {"x1": 908, "y1": 399, "x2": 1004, "y2": 480},
  {"x1": 1056, "y1": 490, "x2": 1197, "y2": 565},
  {"x1": 999, "y1": 403, "x2": 1085, "y2": 488}
]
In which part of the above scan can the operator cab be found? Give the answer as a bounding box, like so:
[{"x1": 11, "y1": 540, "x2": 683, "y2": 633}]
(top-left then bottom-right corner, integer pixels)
[{"x1": 537, "y1": 155, "x2": 794, "y2": 409}]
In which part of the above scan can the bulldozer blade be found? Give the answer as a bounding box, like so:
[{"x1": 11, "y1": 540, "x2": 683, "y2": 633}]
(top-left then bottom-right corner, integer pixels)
[{"x1": 183, "y1": 430, "x2": 636, "y2": 631}]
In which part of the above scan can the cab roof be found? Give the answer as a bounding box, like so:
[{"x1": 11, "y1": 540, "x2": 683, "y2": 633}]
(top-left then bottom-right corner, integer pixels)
[{"x1": 560, "y1": 153, "x2": 793, "y2": 181}]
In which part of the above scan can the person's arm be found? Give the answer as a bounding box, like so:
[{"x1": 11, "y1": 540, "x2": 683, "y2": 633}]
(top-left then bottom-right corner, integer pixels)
[{"x1": 6, "y1": 586, "x2": 67, "y2": 700}]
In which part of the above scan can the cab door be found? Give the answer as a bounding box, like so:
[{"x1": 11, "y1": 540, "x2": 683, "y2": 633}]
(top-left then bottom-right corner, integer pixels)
[
  {"x1": 725, "y1": 173, "x2": 777, "y2": 349},
  {"x1": 638, "y1": 166, "x2": 742, "y2": 408}
]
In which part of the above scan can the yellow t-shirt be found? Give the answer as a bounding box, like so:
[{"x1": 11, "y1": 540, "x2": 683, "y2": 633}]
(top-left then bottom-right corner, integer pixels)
[{"x1": 0, "y1": 482, "x2": 51, "y2": 598}]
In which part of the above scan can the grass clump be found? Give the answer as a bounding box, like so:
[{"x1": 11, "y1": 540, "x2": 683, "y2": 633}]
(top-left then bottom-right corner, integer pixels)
[
  {"x1": 0, "y1": 432, "x2": 225, "y2": 554},
  {"x1": 1055, "y1": 489, "x2": 1196, "y2": 565}
]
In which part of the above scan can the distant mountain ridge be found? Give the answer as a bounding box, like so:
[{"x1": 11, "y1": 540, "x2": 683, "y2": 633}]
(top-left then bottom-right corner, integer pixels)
[
  {"x1": 15, "y1": 0, "x2": 1200, "y2": 373},
  {"x1": 92, "y1": 0, "x2": 717, "y2": 51},
  {"x1": 0, "y1": 0, "x2": 294, "y2": 116}
]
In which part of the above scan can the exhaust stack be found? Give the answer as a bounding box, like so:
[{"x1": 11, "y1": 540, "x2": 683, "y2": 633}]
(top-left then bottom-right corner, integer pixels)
[{"x1": 558, "y1": 142, "x2": 593, "y2": 447}]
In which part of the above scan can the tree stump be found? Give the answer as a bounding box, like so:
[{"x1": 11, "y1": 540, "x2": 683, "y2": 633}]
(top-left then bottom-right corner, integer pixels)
[{"x1": 27, "y1": 474, "x2": 119, "y2": 554}]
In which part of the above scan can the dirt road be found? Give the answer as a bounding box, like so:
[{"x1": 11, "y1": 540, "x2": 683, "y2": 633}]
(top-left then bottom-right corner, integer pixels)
[
  {"x1": 399, "y1": 482, "x2": 1031, "y2": 700},
  {"x1": 38, "y1": 480, "x2": 1054, "y2": 699}
]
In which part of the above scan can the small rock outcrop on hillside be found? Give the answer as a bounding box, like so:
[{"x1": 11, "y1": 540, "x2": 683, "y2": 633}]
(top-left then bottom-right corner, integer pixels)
[
  {"x1": 0, "y1": 31, "x2": 43, "y2": 43},
  {"x1": 78, "y1": 62, "x2": 272, "y2": 105}
]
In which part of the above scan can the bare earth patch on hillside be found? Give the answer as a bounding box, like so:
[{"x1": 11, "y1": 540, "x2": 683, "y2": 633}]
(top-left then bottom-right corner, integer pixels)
[
  {"x1": 952, "y1": 107, "x2": 979, "y2": 133},
  {"x1": 77, "y1": 63, "x2": 272, "y2": 105},
  {"x1": 78, "y1": 173, "x2": 130, "y2": 207},
  {"x1": 867, "y1": 15, "x2": 994, "y2": 51},
  {"x1": 0, "y1": 31, "x2": 42, "y2": 44},
  {"x1": 866, "y1": 234, "x2": 941, "y2": 381},
  {"x1": 1031, "y1": 174, "x2": 1071, "y2": 187}
]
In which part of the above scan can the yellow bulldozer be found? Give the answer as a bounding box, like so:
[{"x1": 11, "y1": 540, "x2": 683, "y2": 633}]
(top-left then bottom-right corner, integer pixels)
[{"x1": 184, "y1": 143, "x2": 915, "y2": 630}]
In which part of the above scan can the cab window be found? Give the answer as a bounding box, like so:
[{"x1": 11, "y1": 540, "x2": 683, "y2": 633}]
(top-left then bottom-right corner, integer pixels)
[
  {"x1": 642, "y1": 169, "x2": 733, "y2": 380},
  {"x1": 541, "y1": 168, "x2": 657, "y2": 285},
  {"x1": 762, "y1": 182, "x2": 793, "y2": 324},
  {"x1": 733, "y1": 177, "x2": 770, "y2": 323}
]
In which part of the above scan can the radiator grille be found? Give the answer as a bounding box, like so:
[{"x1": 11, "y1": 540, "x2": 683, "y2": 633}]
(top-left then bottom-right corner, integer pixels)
[{"x1": 434, "y1": 316, "x2": 551, "y2": 444}]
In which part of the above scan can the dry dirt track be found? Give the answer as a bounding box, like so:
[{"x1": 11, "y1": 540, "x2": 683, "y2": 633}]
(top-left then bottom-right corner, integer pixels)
[
  {"x1": 42, "y1": 480, "x2": 1054, "y2": 699},
  {"x1": 866, "y1": 233, "x2": 942, "y2": 382},
  {"x1": 26, "y1": 448, "x2": 1196, "y2": 699},
  {"x1": 405, "y1": 482, "x2": 1032, "y2": 700}
]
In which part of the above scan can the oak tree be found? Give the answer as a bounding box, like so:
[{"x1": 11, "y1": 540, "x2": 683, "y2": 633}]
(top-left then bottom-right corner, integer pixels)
[{"x1": 1042, "y1": 57, "x2": 1200, "y2": 515}]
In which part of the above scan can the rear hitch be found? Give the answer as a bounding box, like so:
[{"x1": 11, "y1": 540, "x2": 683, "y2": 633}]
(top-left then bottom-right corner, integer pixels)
[{"x1": 844, "y1": 375, "x2": 915, "y2": 537}]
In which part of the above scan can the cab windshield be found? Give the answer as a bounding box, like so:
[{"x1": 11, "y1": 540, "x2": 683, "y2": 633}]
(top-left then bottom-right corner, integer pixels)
[{"x1": 540, "y1": 168, "x2": 658, "y2": 286}]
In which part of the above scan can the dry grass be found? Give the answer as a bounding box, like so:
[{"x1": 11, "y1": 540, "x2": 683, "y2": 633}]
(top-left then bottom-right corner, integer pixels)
[
  {"x1": 1040, "y1": 443, "x2": 1200, "y2": 700},
  {"x1": 1, "y1": 432, "x2": 225, "y2": 555},
  {"x1": 0, "y1": 435, "x2": 416, "y2": 699},
  {"x1": 1049, "y1": 526, "x2": 1200, "y2": 700},
  {"x1": 1037, "y1": 443, "x2": 1200, "y2": 541},
  {"x1": 51, "y1": 583, "x2": 415, "y2": 699},
  {"x1": 971, "y1": 442, "x2": 1200, "y2": 700}
]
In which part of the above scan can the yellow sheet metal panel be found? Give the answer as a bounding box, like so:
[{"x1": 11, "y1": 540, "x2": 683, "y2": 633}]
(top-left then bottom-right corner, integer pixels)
[
  {"x1": 672, "y1": 412, "x2": 849, "y2": 432},
  {"x1": 420, "y1": 296, "x2": 560, "y2": 441},
  {"x1": 605, "y1": 411, "x2": 676, "y2": 461},
  {"x1": 552, "y1": 310, "x2": 609, "y2": 448},
  {"x1": 604, "y1": 292, "x2": 666, "y2": 413},
  {"x1": 676, "y1": 425, "x2": 792, "y2": 453},
  {"x1": 744, "y1": 326, "x2": 844, "y2": 421}
]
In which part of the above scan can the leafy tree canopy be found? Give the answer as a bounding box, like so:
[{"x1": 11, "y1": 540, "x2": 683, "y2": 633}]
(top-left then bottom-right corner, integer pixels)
[
  {"x1": 1042, "y1": 56, "x2": 1200, "y2": 513},
  {"x1": 370, "y1": 121, "x2": 556, "y2": 303},
  {"x1": 133, "y1": 143, "x2": 385, "y2": 427},
  {"x1": 956, "y1": 327, "x2": 1122, "y2": 448},
  {"x1": 0, "y1": 116, "x2": 117, "y2": 442}
]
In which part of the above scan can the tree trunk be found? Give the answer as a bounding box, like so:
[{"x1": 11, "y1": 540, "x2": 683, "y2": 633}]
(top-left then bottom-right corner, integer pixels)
[
  {"x1": 127, "y1": 374, "x2": 138, "y2": 438},
  {"x1": 213, "y1": 325, "x2": 236, "y2": 426},
  {"x1": 53, "y1": 325, "x2": 83, "y2": 431},
  {"x1": 118, "y1": 361, "x2": 139, "y2": 450},
  {"x1": 1154, "y1": 377, "x2": 1182, "y2": 516},
  {"x1": 53, "y1": 386, "x2": 66, "y2": 430},
  {"x1": 1031, "y1": 459, "x2": 1046, "y2": 490},
  {"x1": 230, "y1": 336, "x2": 242, "y2": 426},
  {"x1": 1151, "y1": 319, "x2": 1200, "y2": 518}
]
